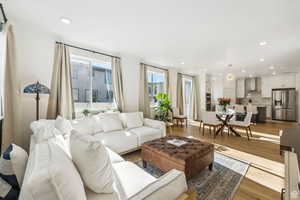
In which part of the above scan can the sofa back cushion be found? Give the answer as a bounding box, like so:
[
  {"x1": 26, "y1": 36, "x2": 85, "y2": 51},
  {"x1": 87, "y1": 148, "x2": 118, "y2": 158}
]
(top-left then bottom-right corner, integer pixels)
[
  {"x1": 54, "y1": 116, "x2": 73, "y2": 135},
  {"x1": 70, "y1": 130, "x2": 114, "y2": 194},
  {"x1": 0, "y1": 144, "x2": 28, "y2": 189},
  {"x1": 19, "y1": 136, "x2": 86, "y2": 200},
  {"x1": 72, "y1": 115, "x2": 103, "y2": 135},
  {"x1": 119, "y1": 112, "x2": 144, "y2": 129},
  {"x1": 98, "y1": 113, "x2": 123, "y2": 132}
]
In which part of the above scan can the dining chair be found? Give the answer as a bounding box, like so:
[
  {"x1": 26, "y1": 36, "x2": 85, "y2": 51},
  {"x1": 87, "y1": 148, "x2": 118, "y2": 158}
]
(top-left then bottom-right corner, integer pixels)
[
  {"x1": 201, "y1": 111, "x2": 222, "y2": 137},
  {"x1": 234, "y1": 104, "x2": 245, "y2": 113},
  {"x1": 246, "y1": 105, "x2": 258, "y2": 123},
  {"x1": 228, "y1": 112, "x2": 253, "y2": 140}
]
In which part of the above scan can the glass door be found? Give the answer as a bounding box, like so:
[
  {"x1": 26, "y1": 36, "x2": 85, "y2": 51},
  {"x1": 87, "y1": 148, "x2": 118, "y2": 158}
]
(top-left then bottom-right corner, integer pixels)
[{"x1": 183, "y1": 78, "x2": 193, "y2": 119}]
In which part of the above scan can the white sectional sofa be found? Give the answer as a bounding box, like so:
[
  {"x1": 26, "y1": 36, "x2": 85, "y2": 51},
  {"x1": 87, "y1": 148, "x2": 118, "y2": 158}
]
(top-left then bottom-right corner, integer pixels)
[
  {"x1": 72, "y1": 112, "x2": 166, "y2": 154},
  {"x1": 19, "y1": 112, "x2": 188, "y2": 200}
]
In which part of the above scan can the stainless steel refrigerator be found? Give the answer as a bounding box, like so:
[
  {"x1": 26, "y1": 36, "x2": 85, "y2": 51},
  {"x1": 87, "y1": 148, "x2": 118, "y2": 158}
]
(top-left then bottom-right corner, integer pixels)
[{"x1": 272, "y1": 88, "x2": 296, "y2": 121}]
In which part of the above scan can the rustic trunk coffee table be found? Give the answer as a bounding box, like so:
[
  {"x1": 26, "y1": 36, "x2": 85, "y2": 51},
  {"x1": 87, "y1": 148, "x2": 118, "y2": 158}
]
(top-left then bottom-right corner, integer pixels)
[{"x1": 141, "y1": 136, "x2": 214, "y2": 179}]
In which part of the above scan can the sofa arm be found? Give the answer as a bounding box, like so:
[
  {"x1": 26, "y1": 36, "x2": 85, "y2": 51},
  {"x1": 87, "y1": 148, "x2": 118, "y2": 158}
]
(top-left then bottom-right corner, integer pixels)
[
  {"x1": 129, "y1": 169, "x2": 188, "y2": 200},
  {"x1": 144, "y1": 118, "x2": 166, "y2": 137}
]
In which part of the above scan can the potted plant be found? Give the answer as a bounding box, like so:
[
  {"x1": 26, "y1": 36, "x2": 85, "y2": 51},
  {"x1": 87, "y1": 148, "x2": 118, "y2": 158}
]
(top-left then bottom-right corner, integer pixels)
[
  {"x1": 154, "y1": 93, "x2": 173, "y2": 122},
  {"x1": 218, "y1": 98, "x2": 231, "y2": 112},
  {"x1": 82, "y1": 109, "x2": 91, "y2": 117}
]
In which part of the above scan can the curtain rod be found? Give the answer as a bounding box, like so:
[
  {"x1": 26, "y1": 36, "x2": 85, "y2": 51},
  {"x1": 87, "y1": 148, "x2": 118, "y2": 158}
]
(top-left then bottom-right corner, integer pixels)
[
  {"x1": 141, "y1": 63, "x2": 168, "y2": 71},
  {"x1": 56, "y1": 42, "x2": 120, "y2": 59},
  {"x1": 178, "y1": 72, "x2": 194, "y2": 78},
  {"x1": 0, "y1": 4, "x2": 8, "y2": 23}
]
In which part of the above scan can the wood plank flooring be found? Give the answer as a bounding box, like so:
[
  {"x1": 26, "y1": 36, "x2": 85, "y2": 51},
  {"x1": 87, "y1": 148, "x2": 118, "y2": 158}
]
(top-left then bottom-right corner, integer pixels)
[{"x1": 123, "y1": 121, "x2": 297, "y2": 200}]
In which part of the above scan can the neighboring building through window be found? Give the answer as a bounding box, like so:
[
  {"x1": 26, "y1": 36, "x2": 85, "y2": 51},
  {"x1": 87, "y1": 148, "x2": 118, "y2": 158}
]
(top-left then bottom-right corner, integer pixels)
[
  {"x1": 147, "y1": 69, "x2": 166, "y2": 105},
  {"x1": 70, "y1": 56, "x2": 114, "y2": 112}
]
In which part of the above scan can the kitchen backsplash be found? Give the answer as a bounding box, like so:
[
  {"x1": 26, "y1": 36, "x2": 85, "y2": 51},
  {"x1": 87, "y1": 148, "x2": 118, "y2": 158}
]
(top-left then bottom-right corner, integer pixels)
[{"x1": 238, "y1": 92, "x2": 272, "y2": 106}]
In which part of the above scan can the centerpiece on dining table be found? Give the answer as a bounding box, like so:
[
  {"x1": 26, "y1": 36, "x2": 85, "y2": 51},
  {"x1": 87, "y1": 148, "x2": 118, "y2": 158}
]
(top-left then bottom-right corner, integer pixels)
[{"x1": 218, "y1": 98, "x2": 231, "y2": 113}]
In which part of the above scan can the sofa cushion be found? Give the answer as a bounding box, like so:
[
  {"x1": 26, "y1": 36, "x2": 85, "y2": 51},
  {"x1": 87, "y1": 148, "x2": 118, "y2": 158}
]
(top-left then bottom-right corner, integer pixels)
[
  {"x1": 112, "y1": 161, "x2": 156, "y2": 199},
  {"x1": 55, "y1": 116, "x2": 73, "y2": 135},
  {"x1": 20, "y1": 137, "x2": 86, "y2": 200},
  {"x1": 98, "y1": 113, "x2": 123, "y2": 132},
  {"x1": 119, "y1": 112, "x2": 144, "y2": 129},
  {"x1": 70, "y1": 131, "x2": 114, "y2": 194},
  {"x1": 94, "y1": 130, "x2": 138, "y2": 154},
  {"x1": 129, "y1": 126, "x2": 162, "y2": 146},
  {"x1": 106, "y1": 147, "x2": 124, "y2": 164},
  {"x1": 72, "y1": 116, "x2": 101, "y2": 135},
  {"x1": 0, "y1": 144, "x2": 28, "y2": 189},
  {"x1": 32, "y1": 122, "x2": 63, "y2": 143}
]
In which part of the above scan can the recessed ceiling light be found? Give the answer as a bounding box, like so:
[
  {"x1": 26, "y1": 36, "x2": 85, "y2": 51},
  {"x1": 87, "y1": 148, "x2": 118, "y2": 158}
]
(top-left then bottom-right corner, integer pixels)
[
  {"x1": 60, "y1": 17, "x2": 72, "y2": 24},
  {"x1": 259, "y1": 41, "x2": 267, "y2": 46},
  {"x1": 181, "y1": 62, "x2": 185, "y2": 65},
  {"x1": 269, "y1": 65, "x2": 275, "y2": 70},
  {"x1": 272, "y1": 71, "x2": 276, "y2": 76},
  {"x1": 259, "y1": 58, "x2": 265, "y2": 62},
  {"x1": 226, "y1": 73, "x2": 234, "y2": 81},
  {"x1": 241, "y1": 69, "x2": 246, "y2": 73},
  {"x1": 249, "y1": 74, "x2": 253, "y2": 78}
]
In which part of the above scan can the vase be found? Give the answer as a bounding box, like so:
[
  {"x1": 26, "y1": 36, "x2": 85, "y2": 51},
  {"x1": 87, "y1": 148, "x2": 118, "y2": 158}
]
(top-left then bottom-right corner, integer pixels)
[{"x1": 222, "y1": 105, "x2": 227, "y2": 113}]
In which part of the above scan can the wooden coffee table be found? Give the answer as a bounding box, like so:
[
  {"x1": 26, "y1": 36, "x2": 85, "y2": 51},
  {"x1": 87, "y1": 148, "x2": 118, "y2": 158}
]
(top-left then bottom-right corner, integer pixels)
[{"x1": 141, "y1": 136, "x2": 214, "y2": 179}]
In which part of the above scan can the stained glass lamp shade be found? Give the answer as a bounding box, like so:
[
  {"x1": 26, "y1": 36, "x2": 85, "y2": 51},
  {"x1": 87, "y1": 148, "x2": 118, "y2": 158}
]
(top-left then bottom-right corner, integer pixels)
[{"x1": 23, "y1": 81, "x2": 50, "y2": 120}]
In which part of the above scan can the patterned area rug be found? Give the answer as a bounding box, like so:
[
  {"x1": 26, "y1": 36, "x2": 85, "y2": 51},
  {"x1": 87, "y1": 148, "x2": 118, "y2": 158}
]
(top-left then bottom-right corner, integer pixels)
[{"x1": 135, "y1": 152, "x2": 249, "y2": 200}]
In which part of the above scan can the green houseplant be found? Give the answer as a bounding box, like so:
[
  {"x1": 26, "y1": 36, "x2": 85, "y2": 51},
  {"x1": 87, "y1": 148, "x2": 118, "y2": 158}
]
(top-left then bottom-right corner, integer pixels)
[{"x1": 154, "y1": 93, "x2": 173, "y2": 122}]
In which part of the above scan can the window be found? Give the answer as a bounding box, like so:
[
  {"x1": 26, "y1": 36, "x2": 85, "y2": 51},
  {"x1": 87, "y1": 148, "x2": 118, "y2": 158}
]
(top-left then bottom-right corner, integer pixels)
[
  {"x1": 70, "y1": 56, "x2": 114, "y2": 112},
  {"x1": 147, "y1": 69, "x2": 166, "y2": 105},
  {"x1": 183, "y1": 77, "x2": 193, "y2": 119},
  {"x1": 72, "y1": 88, "x2": 79, "y2": 102}
]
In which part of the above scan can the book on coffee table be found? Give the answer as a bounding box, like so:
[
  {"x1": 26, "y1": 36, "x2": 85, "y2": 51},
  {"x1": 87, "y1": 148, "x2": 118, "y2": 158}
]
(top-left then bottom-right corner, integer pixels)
[{"x1": 167, "y1": 139, "x2": 188, "y2": 147}]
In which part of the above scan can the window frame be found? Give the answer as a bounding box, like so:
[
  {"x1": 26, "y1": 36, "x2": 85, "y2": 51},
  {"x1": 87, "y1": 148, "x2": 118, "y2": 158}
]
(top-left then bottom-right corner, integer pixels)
[
  {"x1": 146, "y1": 67, "x2": 167, "y2": 106},
  {"x1": 70, "y1": 55, "x2": 115, "y2": 112}
]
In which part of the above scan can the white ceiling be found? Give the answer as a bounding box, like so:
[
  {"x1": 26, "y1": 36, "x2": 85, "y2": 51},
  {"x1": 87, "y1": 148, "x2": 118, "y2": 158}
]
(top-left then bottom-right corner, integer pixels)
[{"x1": 2, "y1": 0, "x2": 300, "y2": 77}]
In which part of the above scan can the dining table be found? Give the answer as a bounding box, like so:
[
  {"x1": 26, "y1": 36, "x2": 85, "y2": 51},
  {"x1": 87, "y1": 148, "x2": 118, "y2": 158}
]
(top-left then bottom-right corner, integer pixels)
[{"x1": 215, "y1": 111, "x2": 241, "y2": 137}]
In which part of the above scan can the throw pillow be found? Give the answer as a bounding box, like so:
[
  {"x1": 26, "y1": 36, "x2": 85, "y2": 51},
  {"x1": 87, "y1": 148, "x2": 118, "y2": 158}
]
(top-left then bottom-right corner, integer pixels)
[
  {"x1": 0, "y1": 177, "x2": 19, "y2": 200},
  {"x1": 71, "y1": 116, "x2": 101, "y2": 135},
  {"x1": 120, "y1": 112, "x2": 144, "y2": 129},
  {"x1": 0, "y1": 144, "x2": 28, "y2": 189},
  {"x1": 98, "y1": 113, "x2": 123, "y2": 132},
  {"x1": 32, "y1": 123, "x2": 63, "y2": 143},
  {"x1": 20, "y1": 137, "x2": 87, "y2": 200},
  {"x1": 70, "y1": 130, "x2": 114, "y2": 193},
  {"x1": 55, "y1": 116, "x2": 73, "y2": 135}
]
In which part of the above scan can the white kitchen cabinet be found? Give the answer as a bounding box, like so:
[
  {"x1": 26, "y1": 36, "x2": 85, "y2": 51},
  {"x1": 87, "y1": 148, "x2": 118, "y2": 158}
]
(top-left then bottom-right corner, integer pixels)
[
  {"x1": 236, "y1": 78, "x2": 245, "y2": 98},
  {"x1": 261, "y1": 74, "x2": 296, "y2": 98},
  {"x1": 261, "y1": 76, "x2": 272, "y2": 98}
]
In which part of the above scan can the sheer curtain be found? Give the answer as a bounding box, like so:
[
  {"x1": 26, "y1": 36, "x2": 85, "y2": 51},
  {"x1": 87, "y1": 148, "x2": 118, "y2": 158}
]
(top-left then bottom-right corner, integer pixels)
[
  {"x1": 47, "y1": 43, "x2": 74, "y2": 119},
  {"x1": 139, "y1": 63, "x2": 151, "y2": 118},
  {"x1": 1, "y1": 24, "x2": 22, "y2": 152},
  {"x1": 176, "y1": 73, "x2": 184, "y2": 115},
  {"x1": 111, "y1": 57, "x2": 125, "y2": 112}
]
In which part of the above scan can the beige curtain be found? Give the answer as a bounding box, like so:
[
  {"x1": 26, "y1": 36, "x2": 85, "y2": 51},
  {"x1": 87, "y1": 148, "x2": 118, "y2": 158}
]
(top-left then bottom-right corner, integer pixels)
[
  {"x1": 112, "y1": 57, "x2": 125, "y2": 112},
  {"x1": 47, "y1": 43, "x2": 74, "y2": 120},
  {"x1": 176, "y1": 73, "x2": 184, "y2": 115},
  {"x1": 1, "y1": 24, "x2": 22, "y2": 152},
  {"x1": 165, "y1": 70, "x2": 170, "y2": 97},
  {"x1": 139, "y1": 63, "x2": 150, "y2": 118},
  {"x1": 192, "y1": 76, "x2": 200, "y2": 120}
]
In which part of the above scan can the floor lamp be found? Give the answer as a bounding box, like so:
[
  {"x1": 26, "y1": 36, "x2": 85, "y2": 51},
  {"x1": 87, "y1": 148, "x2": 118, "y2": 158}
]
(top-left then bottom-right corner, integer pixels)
[{"x1": 23, "y1": 81, "x2": 50, "y2": 120}]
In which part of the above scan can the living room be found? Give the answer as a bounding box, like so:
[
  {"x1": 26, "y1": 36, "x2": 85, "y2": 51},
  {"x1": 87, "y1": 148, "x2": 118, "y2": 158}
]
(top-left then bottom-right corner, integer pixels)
[{"x1": 0, "y1": 1, "x2": 300, "y2": 200}]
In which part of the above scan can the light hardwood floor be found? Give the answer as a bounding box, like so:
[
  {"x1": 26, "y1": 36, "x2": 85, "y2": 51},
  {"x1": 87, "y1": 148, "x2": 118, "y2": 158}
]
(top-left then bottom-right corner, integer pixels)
[{"x1": 123, "y1": 121, "x2": 297, "y2": 200}]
